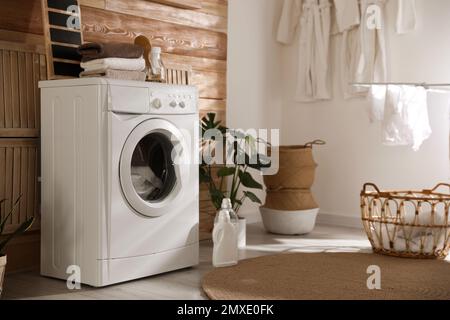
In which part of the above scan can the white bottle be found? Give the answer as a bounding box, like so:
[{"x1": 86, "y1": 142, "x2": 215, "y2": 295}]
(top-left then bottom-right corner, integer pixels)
[
  {"x1": 149, "y1": 47, "x2": 165, "y2": 82},
  {"x1": 212, "y1": 209, "x2": 238, "y2": 268}
]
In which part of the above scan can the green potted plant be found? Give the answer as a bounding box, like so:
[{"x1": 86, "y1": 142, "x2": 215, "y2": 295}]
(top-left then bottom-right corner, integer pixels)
[
  {"x1": 0, "y1": 195, "x2": 35, "y2": 296},
  {"x1": 200, "y1": 113, "x2": 270, "y2": 247}
]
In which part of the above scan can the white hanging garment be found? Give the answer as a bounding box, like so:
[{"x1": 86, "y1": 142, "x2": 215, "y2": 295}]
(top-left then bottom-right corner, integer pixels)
[
  {"x1": 355, "y1": 0, "x2": 388, "y2": 88},
  {"x1": 340, "y1": 0, "x2": 389, "y2": 99},
  {"x1": 397, "y1": 0, "x2": 417, "y2": 34},
  {"x1": 335, "y1": 0, "x2": 362, "y2": 99},
  {"x1": 333, "y1": 0, "x2": 360, "y2": 33},
  {"x1": 339, "y1": 1, "x2": 386, "y2": 99},
  {"x1": 277, "y1": 0, "x2": 303, "y2": 45},
  {"x1": 382, "y1": 85, "x2": 432, "y2": 151},
  {"x1": 367, "y1": 84, "x2": 387, "y2": 122},
  {"x1": 277, "y1": 0, "x2": 332, "y2": 102}
]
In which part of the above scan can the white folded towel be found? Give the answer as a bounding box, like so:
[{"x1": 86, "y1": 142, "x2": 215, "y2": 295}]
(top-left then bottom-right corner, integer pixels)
[{"x1": 81, "y1": 57, "x2": 146, "y2": 72}]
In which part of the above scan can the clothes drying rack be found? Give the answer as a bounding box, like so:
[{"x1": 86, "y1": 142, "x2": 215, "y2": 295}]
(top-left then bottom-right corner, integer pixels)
[{"x1": 350, "y1": 82, "x2": 450, "y2": 90}]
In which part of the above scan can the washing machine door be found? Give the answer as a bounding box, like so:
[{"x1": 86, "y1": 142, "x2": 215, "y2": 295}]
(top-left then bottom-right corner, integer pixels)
[{"x1": 120, "y1": 118, "x2": 190, "y2": 217}]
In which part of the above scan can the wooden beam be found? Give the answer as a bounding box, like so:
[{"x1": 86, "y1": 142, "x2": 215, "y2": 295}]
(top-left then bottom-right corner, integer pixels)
[
  {"x1": 0, "y1": 0, "x2": 44, "y2": 35},
  {"x1": 0, "y1": 30, "x2": 44, "y2": 47},
  {"x1": 162, "y1": 52, "x2": 226, "y2": 73},
  {"x1": 191, "y1": 70, "x2": 226, "y2": 99},
  {"x1": 105, "y1": 0, "x2": 227, "y2": 34},
  {"x1": 200, "y1": 0, "x2": 228, "y2": 18},
  {"x1": 78, "y1": 0, "x2": 106, "y2": 9},
  {"x1": 149, "y1": 0, "x2": 202, "y2": 10}
]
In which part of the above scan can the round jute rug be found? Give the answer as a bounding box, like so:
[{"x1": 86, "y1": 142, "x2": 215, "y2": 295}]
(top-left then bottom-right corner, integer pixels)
[{"x1": 202, "y1": 253, "x2": 450, "y2": 300}]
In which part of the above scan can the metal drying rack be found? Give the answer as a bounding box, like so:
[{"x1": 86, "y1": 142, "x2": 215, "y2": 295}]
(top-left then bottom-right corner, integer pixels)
[{"x1": 350, "y1": 82, "x2": 450, "y2": 90}]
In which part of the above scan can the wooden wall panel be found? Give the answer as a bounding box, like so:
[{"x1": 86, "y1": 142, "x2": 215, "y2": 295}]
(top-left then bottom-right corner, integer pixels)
[
  {"x1": 199, "y1": 99, "x2": 226, "y2": 125},
  {"x1": 0, "y1": 0, "x2": 44, "y2": 35},
  {"x1": 0, "y1": 41, "x2": 46, "y2": 138},
  {"x1": 105, "y1": 0, "x2": 227, "y2": 33},
  {"x1": 162, "y1": 52, "x2": 226, "y2": 72},
  {"x1": 198, "y1": 0, "x2": 228, "y2": 17},
  {"x1": 150, "y1": 0, "x2": 202, "y2": 10},
  {"x1": 0, "y1": 139, "x2": 40, "y2": 235},
  {"x1": 2, "y1": 231, "x2": 40, "y2": 273},
  {"x1": 81, "y1": 6, "x2": 227, "y2": 60},
  {"x1": 191, "y1": 70, "x2": 226, "y2": 100}
]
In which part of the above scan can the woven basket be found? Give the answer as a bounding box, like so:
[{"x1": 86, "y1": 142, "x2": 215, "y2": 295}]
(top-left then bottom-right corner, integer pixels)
[
  {"x1": 264, "y1": 165, "x2": 317, "y2": 190},
  {"x1": 361, "y1": 183, "x2": 450, "y2": 259},
  {"x1": 263, "y1": 141, "x2": 324, "y2": 211},
  {"x1": 268, "y1": 145, "x2": 318, "y2": 168},
  {"x1": 265, "y1": 189, "x2": 318, "y2": 211}
]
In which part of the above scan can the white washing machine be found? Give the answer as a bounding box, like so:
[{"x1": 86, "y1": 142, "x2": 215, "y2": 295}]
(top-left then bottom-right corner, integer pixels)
[{"x1": 39, "y1": 78, "x2": 199, "y2": 287}]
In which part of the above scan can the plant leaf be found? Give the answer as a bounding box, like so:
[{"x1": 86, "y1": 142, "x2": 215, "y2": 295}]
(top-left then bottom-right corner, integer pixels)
[
  {"x1": 246, "y1": 153, "x2": 272, "y2": 171},
  {"x1": 0, "y1": 217, "x2": 34, "y2": 255},
  {"x1": 238, "y1": 170, "x2": 263, "y2": 189},
  {"x1": 0, "y1": 195, "x2": 23, "y2": 235},
  {"x1": 243, "y1": 191, "x2": 262, "y2": 204},
  {"x1": 209, "y1": 188, "x2": 225, "y2": 210},
  {"x1": 199, "y1": 166, "x2": 211, "y2": 183},
  {"x1": 217, "y1": 167, "x2": 236, "y2": 177}
]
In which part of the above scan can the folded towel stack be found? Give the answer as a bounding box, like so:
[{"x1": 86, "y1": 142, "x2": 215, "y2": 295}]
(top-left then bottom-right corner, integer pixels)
[{"x1": 77, "y1": 42, "x2": 147, "y2": 81}]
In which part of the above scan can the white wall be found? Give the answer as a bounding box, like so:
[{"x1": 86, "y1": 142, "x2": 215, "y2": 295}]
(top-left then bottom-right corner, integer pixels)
[
  {"x1": 227, "y1": 0, "x2": 450, "y2": 226},
  {"x1": 281, "y1": 0, "x2": 450, "y2": 226},
  {"x1": 227, "y1": 0, "x2": 284, "y2": 220}
]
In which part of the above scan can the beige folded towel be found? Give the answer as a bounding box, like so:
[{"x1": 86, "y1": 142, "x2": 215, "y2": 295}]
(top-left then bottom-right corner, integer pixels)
[{"x1": 80, "y1": 69, "x2": 147, "y2": 82}]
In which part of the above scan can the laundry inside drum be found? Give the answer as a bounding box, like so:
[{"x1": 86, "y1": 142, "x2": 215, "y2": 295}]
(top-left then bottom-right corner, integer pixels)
[{"x1": 130, "y1": 132, "x2": 177, "y2": 202}]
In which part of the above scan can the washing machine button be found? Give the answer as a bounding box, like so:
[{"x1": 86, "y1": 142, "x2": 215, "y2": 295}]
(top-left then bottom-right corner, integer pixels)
[
  {"x1": 152, "y1": 98, "x2": 162, "y2": 109},
  {"x1": 179, "y1": 101, "x2": 186, "y2": 109},
  {"x1": 170, "y1": 101, "x2": 178, "y2": 108}
]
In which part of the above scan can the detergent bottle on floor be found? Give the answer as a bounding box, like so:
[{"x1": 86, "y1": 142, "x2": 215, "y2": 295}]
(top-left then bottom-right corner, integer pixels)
[{"x1": 212, "y1": 200, "x2": 238, "y2": 268}]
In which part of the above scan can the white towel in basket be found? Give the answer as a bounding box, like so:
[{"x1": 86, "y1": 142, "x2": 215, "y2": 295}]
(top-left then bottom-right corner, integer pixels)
[{"x1": 372, "y1": 210, "x2": 448, "y2": 254}]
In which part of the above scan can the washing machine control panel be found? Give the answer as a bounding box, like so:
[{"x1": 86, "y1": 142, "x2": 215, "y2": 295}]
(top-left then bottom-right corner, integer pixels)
[{"x1": 149, "y1": 86, "x2": 197, "y2": 114}]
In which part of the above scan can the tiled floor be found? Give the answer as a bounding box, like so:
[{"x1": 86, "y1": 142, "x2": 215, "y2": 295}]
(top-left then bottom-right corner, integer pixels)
[{"x1": 2, "y1": 223, "x2": 371, "y2": 300}]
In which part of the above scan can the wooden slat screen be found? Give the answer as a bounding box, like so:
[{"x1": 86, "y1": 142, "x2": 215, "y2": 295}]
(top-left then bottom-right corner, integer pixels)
[
  {"x1": 0, "y1": 139, "x2": 40, "y2": 234},
  {"x1": 0, "y1": 42, "x2": 46, "y2": 138}
]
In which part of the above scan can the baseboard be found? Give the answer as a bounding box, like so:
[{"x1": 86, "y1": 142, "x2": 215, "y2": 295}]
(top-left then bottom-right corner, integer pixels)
[
  {"x1": 238, "y1": 210, "x2": 262, "y2": 224},
  {"x1": 316, "y1": 212, "x2": 363, "y2": 229},
  {"x1": 240, "y1": 209, "x2": 363, "y2": 230}
]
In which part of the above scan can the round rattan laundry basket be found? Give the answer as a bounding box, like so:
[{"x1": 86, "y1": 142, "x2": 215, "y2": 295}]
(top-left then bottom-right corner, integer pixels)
[{"x1": 361, "y1": 183, "x2": 450, "y2": 259}]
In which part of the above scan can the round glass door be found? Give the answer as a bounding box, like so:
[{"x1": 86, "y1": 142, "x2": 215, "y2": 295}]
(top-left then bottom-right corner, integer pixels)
[{"x1": 120, "y1": 119, "x2": 189, "y2": 217}]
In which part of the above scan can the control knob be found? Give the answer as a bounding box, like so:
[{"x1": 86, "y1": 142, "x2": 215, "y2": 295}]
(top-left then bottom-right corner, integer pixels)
[{"x1": 152, "y1": 98, "x2": 162, "y2": 109}]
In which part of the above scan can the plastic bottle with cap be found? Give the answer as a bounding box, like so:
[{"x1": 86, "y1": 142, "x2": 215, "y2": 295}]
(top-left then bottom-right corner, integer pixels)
[
  {"x1": 214, "y1": 198, "x2": 238, "y2": 226},
  {"x1": 149, "y1": 47, "x2": 165, "y2": 82},
  {"x1": 212, "y1": 208, "x2": 238, "y2": 268}
]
